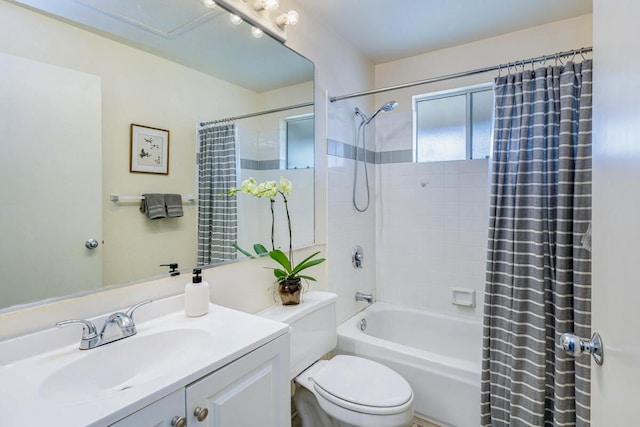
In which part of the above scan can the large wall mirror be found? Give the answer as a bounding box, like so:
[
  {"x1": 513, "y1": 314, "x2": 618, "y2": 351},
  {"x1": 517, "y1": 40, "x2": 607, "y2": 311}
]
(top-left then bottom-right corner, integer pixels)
[{"x1": 0, "y1": 0, "x2": 314, "y2": 312}]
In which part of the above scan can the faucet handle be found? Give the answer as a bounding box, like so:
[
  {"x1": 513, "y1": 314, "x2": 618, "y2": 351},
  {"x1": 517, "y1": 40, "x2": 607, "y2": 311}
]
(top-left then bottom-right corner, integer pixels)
[
  {"x1": 56, "y1": 319, "x2": 98, "y2": 339},
  {"x1": 126, "y1": 299, "x2": 152, "y2": 320}
]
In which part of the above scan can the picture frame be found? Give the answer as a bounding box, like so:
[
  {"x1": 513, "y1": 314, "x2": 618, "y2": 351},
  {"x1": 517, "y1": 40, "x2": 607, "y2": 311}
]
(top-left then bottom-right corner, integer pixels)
[{"x1": 130, "y1": 123, "x2": 170, "y2": 175}]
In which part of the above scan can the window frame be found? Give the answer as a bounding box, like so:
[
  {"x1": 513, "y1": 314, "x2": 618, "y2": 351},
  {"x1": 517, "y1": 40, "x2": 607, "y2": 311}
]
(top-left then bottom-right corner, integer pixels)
[
  {"x1": 280, "y1": 113, "x2": 314, "y2": 170},
  {"x1": 412, "y1": 82, "x2": 493, "y2": 162}
]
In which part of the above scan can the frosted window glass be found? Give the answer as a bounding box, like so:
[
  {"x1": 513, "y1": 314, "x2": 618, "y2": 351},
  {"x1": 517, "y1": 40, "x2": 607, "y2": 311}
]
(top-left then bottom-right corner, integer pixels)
[
  {"x1": 471, "y1": 89, "x2": 493, "y2": 159},
  {"x1": 416, "y1": 94, "x2": 466, "y2": 162},
  {"x1": 286, "y1": 117, "x2": 314, "y2": 169}
]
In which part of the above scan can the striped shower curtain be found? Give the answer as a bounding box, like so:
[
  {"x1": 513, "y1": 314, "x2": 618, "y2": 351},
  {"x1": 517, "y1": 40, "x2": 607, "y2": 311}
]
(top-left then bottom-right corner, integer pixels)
[
  {"x1": 197, "y1": 123, "x2": 238, "y2": 265},
  {"x1": 481, "y1": 60, "x2": 592, "y2": 426}
]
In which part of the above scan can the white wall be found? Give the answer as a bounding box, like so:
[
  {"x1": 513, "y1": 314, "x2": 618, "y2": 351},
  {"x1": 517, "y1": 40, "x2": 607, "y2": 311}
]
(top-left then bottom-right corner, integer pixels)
[
  {"x1": 282, "y1": 0, "x2": 378, "y2": 323},
  {"x1": 592, "y1": 0, "x2": 640, "y2": 423},
  {"x1": 374, "y1": 15, "x2": 593, "y2": 319}
]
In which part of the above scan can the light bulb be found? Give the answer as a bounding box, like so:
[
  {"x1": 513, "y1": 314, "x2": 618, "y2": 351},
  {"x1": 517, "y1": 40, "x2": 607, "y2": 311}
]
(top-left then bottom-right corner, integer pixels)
[
  {"x1": 203, "y1": 0, "x2": 217, "y2": 9},
  {"x1": 276, "y1": 10, "x2": 299, "y2": 27},
  {"x1": 229, "y1": 13, "x2": 242, "y2": 25},
  {"x1": 251, "y1": 26, "x2": 264, "y2": 38},
  {"x1": 254, "y1": 0, "x2": 278, "y2": 11}
]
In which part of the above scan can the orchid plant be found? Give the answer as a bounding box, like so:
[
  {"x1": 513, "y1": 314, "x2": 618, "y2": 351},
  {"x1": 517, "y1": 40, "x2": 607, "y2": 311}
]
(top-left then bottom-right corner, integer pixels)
[{"x1": 229, "y1": 177, "x2": 325, "y2": 283}]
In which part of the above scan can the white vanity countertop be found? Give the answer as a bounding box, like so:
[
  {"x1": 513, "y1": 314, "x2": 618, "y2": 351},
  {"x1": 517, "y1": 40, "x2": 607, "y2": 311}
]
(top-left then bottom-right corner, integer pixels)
[{"x1": 0, "y1": 297, "x2": 288, "y2": 426}]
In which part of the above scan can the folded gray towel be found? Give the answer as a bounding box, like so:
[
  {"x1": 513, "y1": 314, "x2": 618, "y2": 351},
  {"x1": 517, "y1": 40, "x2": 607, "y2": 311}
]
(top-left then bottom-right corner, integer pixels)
[
  {"x1": 140, "y1": 193, "x2": 166, "y2": 219},
  {"x1": 165, "y1": 194, "x2": 183, "y2": 218}
]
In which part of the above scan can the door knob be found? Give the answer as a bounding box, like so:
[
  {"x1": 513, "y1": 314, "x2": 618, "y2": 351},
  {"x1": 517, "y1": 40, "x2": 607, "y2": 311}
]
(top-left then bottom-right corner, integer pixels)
[
  {"x1": 171, "y1": 416, "x2": 186, "y2": 427},
  {"x1": 85, "y1": 239, "x2": 99, "y2": 249},
  {"x1": 559, "y1": 332, "x2": 604, "y2": 365}
]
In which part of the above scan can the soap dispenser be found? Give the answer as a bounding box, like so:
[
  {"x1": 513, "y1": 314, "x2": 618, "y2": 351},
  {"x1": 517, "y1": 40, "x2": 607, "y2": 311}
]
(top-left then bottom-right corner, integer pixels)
[{"x1": 184, "y1": 268, "x2": 210, "y2": 317}]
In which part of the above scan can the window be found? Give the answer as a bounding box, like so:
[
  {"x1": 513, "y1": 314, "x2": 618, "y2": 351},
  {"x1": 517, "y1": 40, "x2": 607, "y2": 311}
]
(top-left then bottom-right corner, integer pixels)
[
  {"x1": 283, "y1": 114, "x2": 314, "y2": 169},
  {"x1": 414, "y1": 83, "x2": 493, "y2": 162}
]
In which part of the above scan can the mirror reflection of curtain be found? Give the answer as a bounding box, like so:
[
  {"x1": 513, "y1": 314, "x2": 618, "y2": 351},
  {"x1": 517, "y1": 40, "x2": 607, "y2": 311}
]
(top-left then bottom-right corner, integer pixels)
[{"x1": 197, "y1": 123, "x2": 238, "y2": 265}]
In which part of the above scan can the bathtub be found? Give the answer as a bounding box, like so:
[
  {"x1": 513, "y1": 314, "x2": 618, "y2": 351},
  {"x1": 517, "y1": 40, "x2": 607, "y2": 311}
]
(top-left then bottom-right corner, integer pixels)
[{"x1": 336, "y1": 302, "x2": 482, "y2": 427}]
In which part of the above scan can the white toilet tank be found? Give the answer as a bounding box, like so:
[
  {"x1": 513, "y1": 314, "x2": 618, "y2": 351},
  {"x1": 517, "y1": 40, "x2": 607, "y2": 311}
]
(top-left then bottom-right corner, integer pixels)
[{"x1": 258, "y1": 291, "x2": 337, "y2": 379}]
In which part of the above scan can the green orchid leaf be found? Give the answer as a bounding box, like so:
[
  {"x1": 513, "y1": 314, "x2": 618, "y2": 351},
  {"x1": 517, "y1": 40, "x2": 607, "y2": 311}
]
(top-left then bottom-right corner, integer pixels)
[
  {"x1": 290, "y1": 252, "x2": 325, "y2": 275},
  {"x1": 273, "y1": 268, "x2": 287, "y2": 280},
  {"x1": 297, "y1": 275, "x2": 317, "y2": 281},
  {"x1": 232, "y1": 243, "x2": 255, "y2": 259},
  {"x1": 269, "y1": 249, "x2": 292, "y2": 273},
  {"x1": 253, "y1": 243, "x2": 269, "y2": 257}
]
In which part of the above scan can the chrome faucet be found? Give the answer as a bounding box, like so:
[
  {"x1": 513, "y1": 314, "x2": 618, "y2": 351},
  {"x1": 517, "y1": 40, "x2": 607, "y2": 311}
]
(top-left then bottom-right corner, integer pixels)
[
  {"x1": 56, "y1": 300, "x2": 151, "y2": 350},
  {"x1": 355, "y1": 291, "x2": 373, "y2": 304}
]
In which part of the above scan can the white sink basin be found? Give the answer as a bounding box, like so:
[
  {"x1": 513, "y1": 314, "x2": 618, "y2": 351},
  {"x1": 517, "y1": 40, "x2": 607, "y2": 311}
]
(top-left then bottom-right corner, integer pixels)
[{"x1": 39, "y1": 329, "x2": 214, "y2": 402}]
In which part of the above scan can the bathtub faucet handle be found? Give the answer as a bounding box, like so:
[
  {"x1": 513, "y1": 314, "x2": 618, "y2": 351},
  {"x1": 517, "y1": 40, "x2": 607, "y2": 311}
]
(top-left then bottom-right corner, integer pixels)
[{"x1": 355, "y1": 291, "x2": 373, "y2": 304}]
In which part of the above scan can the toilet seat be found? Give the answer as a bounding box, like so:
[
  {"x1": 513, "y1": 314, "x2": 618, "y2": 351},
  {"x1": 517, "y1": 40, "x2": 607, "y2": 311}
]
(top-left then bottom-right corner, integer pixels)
[{"x1": 312, "y1": 355, "x2": 413, "y2": 415}]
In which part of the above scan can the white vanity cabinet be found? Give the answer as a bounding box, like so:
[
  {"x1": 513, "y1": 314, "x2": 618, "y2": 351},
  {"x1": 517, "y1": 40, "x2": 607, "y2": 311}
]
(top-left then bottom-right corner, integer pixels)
[
  {"x1": 109, "y1": 334, "x2": 290, "y2": 427},
  {"x1": 186, "y1": 333, "x2": 289, "y2": 427},
  {"x1": 110, "y1": 389, "x2": 185, "y2": 427}
]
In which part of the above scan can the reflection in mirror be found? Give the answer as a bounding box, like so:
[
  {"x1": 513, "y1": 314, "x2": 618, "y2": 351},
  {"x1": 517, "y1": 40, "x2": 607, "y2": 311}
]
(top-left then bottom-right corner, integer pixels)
[{"x1": 0, "y1": 0, "x2": 314, "y2": 312}]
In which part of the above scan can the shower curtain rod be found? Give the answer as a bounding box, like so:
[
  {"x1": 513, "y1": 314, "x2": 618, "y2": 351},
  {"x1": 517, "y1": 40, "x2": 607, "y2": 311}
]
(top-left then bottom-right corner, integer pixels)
[
  {"x1": 199, "y1": 101, "x2": 314, "y2": 127},
  {"x1": 329, "y1": 46, "x2": 593, "y2": 102}
]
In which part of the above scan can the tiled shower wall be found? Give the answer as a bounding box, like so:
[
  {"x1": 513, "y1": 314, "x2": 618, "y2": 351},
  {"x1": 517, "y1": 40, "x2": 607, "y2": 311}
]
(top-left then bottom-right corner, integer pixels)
[
  {"x1": 376, "y1": 158, "x2": 489, "y2": 320},
  {"x1": 371, "y1": 107, "x2": 490, "y2": 320},
  {"x1": 327, "y1": 101, "x2": 489, "y2": 321}
]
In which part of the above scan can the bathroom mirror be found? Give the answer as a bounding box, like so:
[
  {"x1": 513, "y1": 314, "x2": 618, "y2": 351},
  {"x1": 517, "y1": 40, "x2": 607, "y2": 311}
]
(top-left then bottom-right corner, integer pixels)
[{"x1": 0, "y1": 0, "x2": 314, "y2": 312}]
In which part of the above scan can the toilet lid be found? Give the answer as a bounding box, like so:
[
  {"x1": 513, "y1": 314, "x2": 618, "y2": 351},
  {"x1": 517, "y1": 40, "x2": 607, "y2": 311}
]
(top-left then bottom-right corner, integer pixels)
[{"x1": 313, "y1": 355, "x2": 413, "y2": 410}]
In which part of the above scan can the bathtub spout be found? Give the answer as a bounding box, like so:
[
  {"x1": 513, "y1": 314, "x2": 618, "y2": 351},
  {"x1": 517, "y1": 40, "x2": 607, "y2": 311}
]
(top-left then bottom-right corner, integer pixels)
[{"x1": 355, "y1": 291, "x2": 373, "y2": 304}]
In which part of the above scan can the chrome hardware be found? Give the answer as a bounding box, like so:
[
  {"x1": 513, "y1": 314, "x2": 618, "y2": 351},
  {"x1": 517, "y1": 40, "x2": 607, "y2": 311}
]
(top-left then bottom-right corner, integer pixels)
[
  {"x1": 85, "y1": 239, "x2": 99, "y2": 249},
  {"x1": 194, "y1": 406, "x2": 209, "y2": 422},
  {"x1": 352, "y1": 245, "x2": 364, "y2": 269},
  {"x1": 559, "y1": 332, "x2": 604, "y2": 366},
  {"x1": 171, "y1": 416, "x2": 187, "y2": 427},
  {"x1": 160, "y1": 262, "x2": 180, "y2": 276},
  {"x1": 359, "y1": 318, "x2": 367, "y2": 331},
  {"x1": 355, "y1": 291, "x2": 373, "y2": 304},
  {"x1": 56, "y1": 300, "x2": 152, "y2": 350},
  {"x1": 55, "y1": 319, "x2": 100, "y2": 349}
]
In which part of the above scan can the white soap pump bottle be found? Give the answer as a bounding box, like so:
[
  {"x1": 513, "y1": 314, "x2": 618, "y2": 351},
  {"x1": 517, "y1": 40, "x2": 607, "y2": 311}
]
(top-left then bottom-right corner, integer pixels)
[{"x1": 184, "y1": 268, "x2": 210, "y2": 317}]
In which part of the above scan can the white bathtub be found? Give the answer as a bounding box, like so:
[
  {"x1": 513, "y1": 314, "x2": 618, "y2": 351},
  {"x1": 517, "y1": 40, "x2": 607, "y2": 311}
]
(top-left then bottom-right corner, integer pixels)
[{"x1": 336, "y1": 302, "x2": 482, "y2": 427}]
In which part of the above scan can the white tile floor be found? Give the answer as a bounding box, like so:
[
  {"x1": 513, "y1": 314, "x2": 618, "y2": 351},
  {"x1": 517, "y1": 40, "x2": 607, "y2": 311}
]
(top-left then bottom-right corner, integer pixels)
[
  {"x1": 292, "y1": 408, "x2": 440, "y2": 427},
  {"x1": 411, "y1": 416, "x2": 441, "y2": 427}
]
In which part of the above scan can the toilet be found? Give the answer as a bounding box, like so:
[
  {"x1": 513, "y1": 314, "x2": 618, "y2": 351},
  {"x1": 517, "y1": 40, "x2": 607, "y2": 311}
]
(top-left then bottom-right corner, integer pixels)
[{"x1": 258, "y1": 291, "x2": 414, "y2": 427}]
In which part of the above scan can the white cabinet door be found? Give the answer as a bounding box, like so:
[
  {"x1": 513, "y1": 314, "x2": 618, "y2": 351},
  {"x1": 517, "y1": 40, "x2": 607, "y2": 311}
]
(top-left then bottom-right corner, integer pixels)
[
  {"x1": 186, "y1": 335, "x2": 290, "y2": 427},
  {"x1": 109, "y1": 389, "x2": 185, "y2": 427}
]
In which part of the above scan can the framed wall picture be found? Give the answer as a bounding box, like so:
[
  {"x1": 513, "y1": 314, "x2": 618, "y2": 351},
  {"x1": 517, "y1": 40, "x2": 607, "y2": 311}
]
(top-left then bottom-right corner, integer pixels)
[{"x1": 130, "y1": 124, "x2": 170, "y2": 174}]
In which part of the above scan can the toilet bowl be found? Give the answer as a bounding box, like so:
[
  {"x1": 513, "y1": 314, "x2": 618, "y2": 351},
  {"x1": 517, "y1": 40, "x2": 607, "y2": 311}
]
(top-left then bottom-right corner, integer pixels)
[
  {"x1": 295, "y1": 356, "x2": 414, "y2": 427},
  {"x1": 257, "y1": 291, "x2": 415, "y2": 427}
]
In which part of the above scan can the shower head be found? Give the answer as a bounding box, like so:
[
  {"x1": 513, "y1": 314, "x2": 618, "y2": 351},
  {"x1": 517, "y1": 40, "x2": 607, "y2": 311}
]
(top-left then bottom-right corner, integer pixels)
[{"x1": 365, "y1": 100, "x2": 398, "y2": 124}]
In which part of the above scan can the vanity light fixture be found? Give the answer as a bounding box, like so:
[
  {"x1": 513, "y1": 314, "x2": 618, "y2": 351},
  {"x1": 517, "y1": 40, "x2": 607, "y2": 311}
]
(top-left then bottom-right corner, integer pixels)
[
  {"x1": 203, "y1": 0, "x2": 217, "y2": 9},
  {"x1": 229, "y1": 13, "x2": 243, "y2": 25},
  {"x1": 276, "y1": 10, "x2": 299, "y2": 27},
  {"x1": 251, "y1": 26, "x2": 264, "y2": 38},
  {"x1": 254, "y1": 0, "x2": 279, "y2": 11}
]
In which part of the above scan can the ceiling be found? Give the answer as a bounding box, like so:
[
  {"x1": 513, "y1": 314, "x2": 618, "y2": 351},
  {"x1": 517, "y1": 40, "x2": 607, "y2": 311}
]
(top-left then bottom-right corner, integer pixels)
[
  {"x1": 10, "y1": 0, "x2": 313, "y2": 92},
  {"x1": 11, "y1": 0, "x2": 593, "y2": 89},
  {"x1": 296, "y1": 0, "x2": 593, "y2": 64}
]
